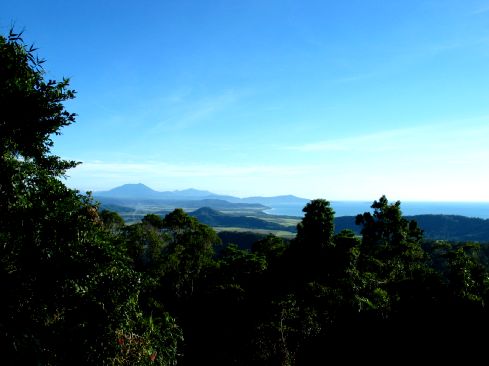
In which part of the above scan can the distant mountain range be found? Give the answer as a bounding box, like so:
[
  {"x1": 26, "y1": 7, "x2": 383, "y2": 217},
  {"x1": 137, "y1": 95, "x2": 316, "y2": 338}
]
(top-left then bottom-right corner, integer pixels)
[
  {"x1": 94, "y1": 183, "x2": 310, "y2": 207},
  {"x1": 95, "y1": 183, "x2": 217, "y2": 200}
]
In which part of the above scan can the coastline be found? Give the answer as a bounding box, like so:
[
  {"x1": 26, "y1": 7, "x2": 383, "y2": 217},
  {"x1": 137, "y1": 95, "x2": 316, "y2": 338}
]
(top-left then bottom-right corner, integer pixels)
[{"x1": 264, "y1": 201, "x2": 489, "y2": 219}]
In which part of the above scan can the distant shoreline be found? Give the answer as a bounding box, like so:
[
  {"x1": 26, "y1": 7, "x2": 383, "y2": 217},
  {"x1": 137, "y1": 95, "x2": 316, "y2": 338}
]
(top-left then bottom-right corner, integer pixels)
[{"x1": 264, "y1": 201, "x2": 489, "y2": 219}]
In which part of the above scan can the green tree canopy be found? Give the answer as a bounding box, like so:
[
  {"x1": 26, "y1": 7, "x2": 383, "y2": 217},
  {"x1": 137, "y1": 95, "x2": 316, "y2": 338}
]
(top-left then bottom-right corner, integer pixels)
[
  {"x1": 0, "y1": 31, "x2": 180, "y2": 365},
  {"x1": 296, "y1": 199, "x2": 335, "y2": 251},
  {"x1": 355, "y1": 195, "x2": 425, "y2": 278}
]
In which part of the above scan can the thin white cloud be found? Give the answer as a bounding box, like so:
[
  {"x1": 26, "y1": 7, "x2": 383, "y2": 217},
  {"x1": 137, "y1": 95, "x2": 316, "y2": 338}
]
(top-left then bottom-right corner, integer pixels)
[
  {"x1": 161, "y1": 87, "x2": 194, "y2": 104},
  {"x1": 62, "y1": 142, "x2": 489, "y2": 202},
  {"x1": 287, "y1": 116, "x2": 489, "y2": 153},
  {"x1": 334, "y1": 71, "x2": 381, "y2": 84},
  {"x1": 287, "y1": 126, "x2": 425, "y2": 153},
  {"x1": 471, "y1": 5, "x2": 489, "y2": 15},
  {"x1": 62, "y1": 115, "x2": 489, "y2": 201},
  {"x1": 152, "y1": 89, "x2": 242, "y2": 132},
  {"x1": 331, "y1": 33, "x2": 489, "y2": 86},
  {"x1": 82, "y1": 88, "x2": 244, "y2": 135},
  {"x1": 65, "y1": 160, "x2": 317, "y2": 194},
  {"x1": 64, "y1": 154, "x2": 489, "y2": 202},
  {"x1": 76, "y1": 161, "x2": 314, "y2": 178}
]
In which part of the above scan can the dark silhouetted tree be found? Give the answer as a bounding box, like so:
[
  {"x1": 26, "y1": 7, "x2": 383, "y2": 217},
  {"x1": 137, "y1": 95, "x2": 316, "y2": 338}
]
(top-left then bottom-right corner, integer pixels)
[{"x1": 0, "y1": 30, "x2": 180, "y2": 365}]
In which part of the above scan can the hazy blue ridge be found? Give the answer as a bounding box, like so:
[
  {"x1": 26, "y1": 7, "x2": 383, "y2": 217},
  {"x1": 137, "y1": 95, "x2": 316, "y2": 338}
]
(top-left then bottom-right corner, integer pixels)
[
  {"x1": 93, "y1": 184, "x2": 309, "y2": 206},
  {"x1": 335, "y1": 215, "x2": 489, "y2": 243},
  {"x1": 94, "y1": 183, "x2": 216, "y2": 200}
]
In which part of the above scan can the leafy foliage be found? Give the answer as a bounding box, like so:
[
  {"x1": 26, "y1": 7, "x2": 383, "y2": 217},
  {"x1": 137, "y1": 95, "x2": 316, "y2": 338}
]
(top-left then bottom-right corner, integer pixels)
[
  {"x1": 0, "y1": 31, "x2": 180, "y2": 365},
  {"x1": 3, "y1": 29, "x2": 489, "y2": 365}
]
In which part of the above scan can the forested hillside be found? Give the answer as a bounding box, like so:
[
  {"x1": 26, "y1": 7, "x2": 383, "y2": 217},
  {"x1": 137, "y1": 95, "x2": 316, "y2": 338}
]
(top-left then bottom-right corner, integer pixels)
[
  {"x1": 2, "y1": 31, "x2": 489, "y2": 365},
  {"x1": 335, "y1": 214, "x2": 489, "y2": 242},
  {"x1": 100, "y1": 199, "x2": 489, "y2": 242}
]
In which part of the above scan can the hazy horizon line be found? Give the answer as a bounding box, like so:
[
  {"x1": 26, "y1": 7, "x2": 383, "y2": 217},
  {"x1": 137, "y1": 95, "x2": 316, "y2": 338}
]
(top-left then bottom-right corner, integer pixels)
[{"x1": 74, "y1": 182, "x2": 489, "y2": 204}]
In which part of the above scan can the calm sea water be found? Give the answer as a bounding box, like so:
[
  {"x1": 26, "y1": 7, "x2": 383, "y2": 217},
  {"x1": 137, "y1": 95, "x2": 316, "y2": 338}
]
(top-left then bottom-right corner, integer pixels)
[{"x1": 265, "y1": 201, "x2": 489, "y2": 219}]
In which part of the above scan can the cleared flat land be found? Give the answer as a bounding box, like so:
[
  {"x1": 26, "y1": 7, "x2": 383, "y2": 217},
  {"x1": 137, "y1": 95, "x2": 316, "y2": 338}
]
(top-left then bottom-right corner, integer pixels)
[{"x1": 213, "y1": 226, "x2": 296, "y2": 239}]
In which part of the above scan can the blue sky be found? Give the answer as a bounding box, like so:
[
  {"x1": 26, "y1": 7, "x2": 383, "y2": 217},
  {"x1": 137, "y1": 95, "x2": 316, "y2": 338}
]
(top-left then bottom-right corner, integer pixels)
[{"x1": 2, "y1": 0, "x2": 489, "y2": 201}]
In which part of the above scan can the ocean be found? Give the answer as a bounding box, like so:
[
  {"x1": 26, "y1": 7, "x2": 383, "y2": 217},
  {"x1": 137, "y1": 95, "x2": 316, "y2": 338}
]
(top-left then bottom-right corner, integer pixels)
[{"x1": 264, "y1": 201, "x2": 489, "y2": 219}]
